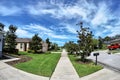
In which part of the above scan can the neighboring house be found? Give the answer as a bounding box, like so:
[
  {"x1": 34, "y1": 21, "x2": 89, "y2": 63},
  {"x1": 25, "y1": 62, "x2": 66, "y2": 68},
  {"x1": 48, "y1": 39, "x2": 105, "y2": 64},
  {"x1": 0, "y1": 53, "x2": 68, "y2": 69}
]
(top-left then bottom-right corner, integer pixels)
[
  {"x1": 16, "y1": 38, "x2": 48, "y2": 52},
  {"x1": 16, "y1": 38, "x2": 31, "y2": 51},
  {"x1": 0, "y1": 26, "x2": 5, "y2": 58},
  {"x1": 42, "y1": 41, "x2": 48, "y2": 52},
  {"x1": 109, "y1": 39, "x2": 120, "y2": 44}
]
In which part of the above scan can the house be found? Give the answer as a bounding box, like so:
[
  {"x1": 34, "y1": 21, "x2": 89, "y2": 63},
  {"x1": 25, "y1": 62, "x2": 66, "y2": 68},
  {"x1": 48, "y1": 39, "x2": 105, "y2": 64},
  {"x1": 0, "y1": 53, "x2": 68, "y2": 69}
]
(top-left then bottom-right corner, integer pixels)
[
  {"x1": 16, "y1": 38, "x2": 31, "y2": 51},
  {"x1": 16, "y1": 38, "x2": 48, "y2": 52},
  {"x1": 42, "y1": 41, "x2": 48, "y2": 52},
  {"x1": 109, "y1": 39, "x2": 120, "y2": 44},
  {"x1": 0, "y1": 24, "x2": 5, "y2": 58}
]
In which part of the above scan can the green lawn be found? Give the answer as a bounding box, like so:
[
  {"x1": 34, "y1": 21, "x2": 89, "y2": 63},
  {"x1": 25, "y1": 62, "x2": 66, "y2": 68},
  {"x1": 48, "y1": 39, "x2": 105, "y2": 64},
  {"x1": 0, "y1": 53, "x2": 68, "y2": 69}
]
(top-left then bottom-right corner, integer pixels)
[
  {"x1": 15, "y1": 52, "x2": 61, "y2": 77},
  {"x1": 69, "y1": 55, "x2": 103, "y2": 77},
  {"x1": 109, "y1": 49, "x2": 120, "y2": 54}
]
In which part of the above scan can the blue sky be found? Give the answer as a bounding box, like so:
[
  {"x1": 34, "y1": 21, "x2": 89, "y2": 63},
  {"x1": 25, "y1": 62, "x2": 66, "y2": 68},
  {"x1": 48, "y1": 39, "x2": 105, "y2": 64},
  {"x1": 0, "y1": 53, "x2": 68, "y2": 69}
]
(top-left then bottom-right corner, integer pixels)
[{"x1": 0, "y1": 0, "x2": 120, "y2": 46}]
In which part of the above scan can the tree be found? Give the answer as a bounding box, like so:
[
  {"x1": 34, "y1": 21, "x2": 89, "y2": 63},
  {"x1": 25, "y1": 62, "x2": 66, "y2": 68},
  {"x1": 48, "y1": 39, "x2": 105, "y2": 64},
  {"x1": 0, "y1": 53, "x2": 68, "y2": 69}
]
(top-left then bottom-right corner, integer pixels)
[
  {"x1": 104, "y1": 36, "x2": 111, "y2": 42},
  {"x1": 51, "y1": 43, "x2": 59, "y2": 51},
  {"x1": 92, "y1": 38, "x2": 99, "y2": 49},
  {"x1": 30, "y1": 34, "x2": 42, "y2": 53},
  {"x1": 98, "y1": 36, "x2": 103, "y2": 49},
  {"x1": 0, "y1": 23, "x2": 4, "y2": 31},
  {"x1": 46, "y1": 38, "x2": 51, "y2": 50},
  {"x1": 77, "y1": 22, "x2": 94, "y2": 62},
  {"x1": 64, "y1": 41, "x2": 79, "y2": 55},
  {"x1": 5, "y1": 25, "x2": 17, "y2": 50}
]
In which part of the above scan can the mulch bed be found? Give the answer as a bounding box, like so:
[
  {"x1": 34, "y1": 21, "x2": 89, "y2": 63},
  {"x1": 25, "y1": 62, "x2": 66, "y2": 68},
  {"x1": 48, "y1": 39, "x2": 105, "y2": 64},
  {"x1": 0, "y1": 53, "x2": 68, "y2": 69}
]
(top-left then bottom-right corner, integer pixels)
[
  {"x1": 6, "y1": 55, "x2": 32, "y2": 66},
  {"x1": 75, "y1": 59, "x2": 92, "y2": 64}
]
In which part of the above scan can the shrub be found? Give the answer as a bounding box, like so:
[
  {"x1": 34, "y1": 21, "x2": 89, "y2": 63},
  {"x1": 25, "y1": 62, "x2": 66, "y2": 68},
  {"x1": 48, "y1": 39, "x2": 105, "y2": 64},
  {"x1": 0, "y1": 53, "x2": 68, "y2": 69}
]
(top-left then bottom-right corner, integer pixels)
[
  {"x1": 27, "y1": 49, "x2": 35, "y2": 53},
  {"x1": 3, "y1": 48, "x2": 19, "y2": 54}
]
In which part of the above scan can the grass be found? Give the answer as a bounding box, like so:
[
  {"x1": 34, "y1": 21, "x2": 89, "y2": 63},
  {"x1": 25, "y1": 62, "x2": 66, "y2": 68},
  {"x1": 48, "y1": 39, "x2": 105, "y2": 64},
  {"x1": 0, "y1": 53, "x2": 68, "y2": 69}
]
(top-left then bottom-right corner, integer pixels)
[
  {"x1": 69, "y1": 55, "x2": 103, "y2": 77},
  {"x1": 109, "y1": 49, "x2": 120, "y2": 54},
  {"x1": 15, "y1": 52, "x2": 61, "y2": 77}
]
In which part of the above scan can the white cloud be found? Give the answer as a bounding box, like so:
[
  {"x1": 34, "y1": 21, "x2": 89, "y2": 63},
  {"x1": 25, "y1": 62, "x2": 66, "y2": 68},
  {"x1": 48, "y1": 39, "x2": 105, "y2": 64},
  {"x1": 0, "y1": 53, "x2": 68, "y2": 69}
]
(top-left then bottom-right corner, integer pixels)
[
  {"x1": 25, "y1": 24, "x2": 53, "y2": 33},
  {"x1": 91, "y1": 2, "x2": 113, "y2": 26},
  {"x1": 0, "y1": 5, "x2": 21, "y2": 16},
  {"x1": 46, "y1": 32, "x2": 68, "y2": 39},
  {"x1": 26, "y1": 0, "x2": 96, "y2": 20},
  {"x1": 60, "y1": 23, "x2": 77, "y2": 34},
  {"x1": 108, "y1": 26, "x2": 120, "y2": 37},
  {"x1": 16, "y1": 28, "x2": 34, "y2": 38},
  {"x1": 23, "y1": 24, "x2": 69, "y2": 39}
]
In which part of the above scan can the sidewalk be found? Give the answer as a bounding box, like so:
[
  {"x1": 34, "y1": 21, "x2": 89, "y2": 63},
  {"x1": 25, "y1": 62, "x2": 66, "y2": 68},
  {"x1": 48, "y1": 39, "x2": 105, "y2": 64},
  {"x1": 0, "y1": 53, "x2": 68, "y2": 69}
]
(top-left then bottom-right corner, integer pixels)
[
  {"x1": 0, "y1": 59, "x2": 49, "y2": 80},
  {"x1": 50, "y1": 49, "x2": 80, "y2": 80},
  {"x1": 80, "y1": 68, "x2": 120, "y2": 80}
]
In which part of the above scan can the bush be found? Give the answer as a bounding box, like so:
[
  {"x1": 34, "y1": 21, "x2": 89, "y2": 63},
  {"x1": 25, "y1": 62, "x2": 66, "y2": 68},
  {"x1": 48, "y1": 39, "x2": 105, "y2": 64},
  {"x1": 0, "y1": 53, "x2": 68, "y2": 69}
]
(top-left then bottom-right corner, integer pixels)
[
  {"x1": 46, "y1": 51, "x2": 51, "y2": 54},
  {"x1": 3, "y1": 48, "x2": 19, "y2": 54},
  {"x1": 27, "y1": 49, "x2": 35, "y2": 53}
]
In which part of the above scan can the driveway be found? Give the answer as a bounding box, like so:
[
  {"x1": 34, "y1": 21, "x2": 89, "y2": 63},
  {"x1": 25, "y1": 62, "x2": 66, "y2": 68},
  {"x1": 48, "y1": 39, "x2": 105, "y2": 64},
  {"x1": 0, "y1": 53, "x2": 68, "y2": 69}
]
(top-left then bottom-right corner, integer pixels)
[{"x1": 88, "y1": 50, "x2": 120, "y2": 71}]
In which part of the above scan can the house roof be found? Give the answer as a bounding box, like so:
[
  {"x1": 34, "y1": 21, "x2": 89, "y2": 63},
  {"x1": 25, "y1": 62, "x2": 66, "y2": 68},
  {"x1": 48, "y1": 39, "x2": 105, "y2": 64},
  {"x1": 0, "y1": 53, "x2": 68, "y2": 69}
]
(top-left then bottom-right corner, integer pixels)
[
  {"x1": 109, "y1": 39, "x2": 120, "y2": 44},
  {"x1": 16, "y1": 38, "x2": 32, "y2": 43}
]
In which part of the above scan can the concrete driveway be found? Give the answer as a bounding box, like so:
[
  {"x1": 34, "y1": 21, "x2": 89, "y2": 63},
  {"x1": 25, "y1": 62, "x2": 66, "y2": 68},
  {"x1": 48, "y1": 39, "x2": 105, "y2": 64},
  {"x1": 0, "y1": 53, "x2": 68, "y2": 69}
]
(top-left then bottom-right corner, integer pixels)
[{"x1": 88, "y1": 50, "x2": 120, "y2": 71}]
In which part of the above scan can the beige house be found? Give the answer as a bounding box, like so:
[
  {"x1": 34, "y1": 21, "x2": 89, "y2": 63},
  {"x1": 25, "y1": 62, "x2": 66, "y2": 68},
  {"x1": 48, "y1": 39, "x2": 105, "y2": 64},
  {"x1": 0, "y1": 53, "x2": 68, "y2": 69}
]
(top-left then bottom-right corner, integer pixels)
[
  {"x1": 42, "y1": 41, "x2": 48, "y2": 52},
  {"x1": 16, "y1": 38, "x2": 31, "y2": 51},
  {"x1": 16, "y1": 38, "x2": 48, "y2": 52}
]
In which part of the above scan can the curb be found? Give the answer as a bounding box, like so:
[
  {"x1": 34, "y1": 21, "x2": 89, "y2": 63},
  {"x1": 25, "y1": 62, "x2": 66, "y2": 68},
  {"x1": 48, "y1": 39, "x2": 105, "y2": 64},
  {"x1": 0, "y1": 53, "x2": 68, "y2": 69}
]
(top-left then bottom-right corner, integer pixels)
[{"x1": 97, "y1": 61, "x2": 120, "y2": 73}]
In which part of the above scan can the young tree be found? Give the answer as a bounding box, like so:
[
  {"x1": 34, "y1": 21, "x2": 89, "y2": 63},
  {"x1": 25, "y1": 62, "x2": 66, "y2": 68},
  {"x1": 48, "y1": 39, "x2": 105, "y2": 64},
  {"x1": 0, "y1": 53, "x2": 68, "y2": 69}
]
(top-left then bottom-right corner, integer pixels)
[
  {"x1": 51, "y1": 43, "x2": 59, "y2": 51},
  {"x1": 92, "y1": 38, "x2": 99, "y2": 49},
  {"x1": 77, "y1": 22, "x2": 94, "y2": 62},
  {"x1": 98, "y1": 36, "x2": 103, "y2": 49},
  {"x1": 30, "y1": 34, "x2": 42, "y2": 53},
  {"x1": 46, "y1": 38, "x2": 51, "y2": 50},
  {"x1": 5, "y1": 25, "x2": 17, "y2": 50},
  {"x1": 64, "y1": 41, "x2": 79, "y2": 55}
]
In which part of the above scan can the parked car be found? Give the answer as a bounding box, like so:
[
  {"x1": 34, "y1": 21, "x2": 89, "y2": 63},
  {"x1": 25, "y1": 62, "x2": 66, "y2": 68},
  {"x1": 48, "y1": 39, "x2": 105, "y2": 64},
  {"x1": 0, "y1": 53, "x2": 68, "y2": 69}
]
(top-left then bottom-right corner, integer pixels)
[{"x1": 107, "y1": 43, "x2": 120, "y2": 50}]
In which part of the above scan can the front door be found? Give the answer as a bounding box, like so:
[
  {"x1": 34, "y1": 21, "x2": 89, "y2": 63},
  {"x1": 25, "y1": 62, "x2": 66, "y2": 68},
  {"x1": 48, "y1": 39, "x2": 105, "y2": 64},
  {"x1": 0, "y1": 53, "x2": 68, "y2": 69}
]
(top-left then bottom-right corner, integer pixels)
[{"x1": 24, "y1": 43, "x2": 27, "y2": 51}]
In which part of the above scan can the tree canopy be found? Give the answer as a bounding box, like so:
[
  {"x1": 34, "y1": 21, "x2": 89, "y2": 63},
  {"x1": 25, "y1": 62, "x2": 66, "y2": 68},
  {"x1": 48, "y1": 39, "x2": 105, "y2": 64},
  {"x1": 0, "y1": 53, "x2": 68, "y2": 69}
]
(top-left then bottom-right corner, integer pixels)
[
  {"x1": 30, "y1": 34, "x2": 42, "y2": 53},
  {"x1": 77, "y1": 22, "x2": 94, "y2": 62},
  {"x1": 5, "y1": 25, "x2": 17, "y2": 50}
]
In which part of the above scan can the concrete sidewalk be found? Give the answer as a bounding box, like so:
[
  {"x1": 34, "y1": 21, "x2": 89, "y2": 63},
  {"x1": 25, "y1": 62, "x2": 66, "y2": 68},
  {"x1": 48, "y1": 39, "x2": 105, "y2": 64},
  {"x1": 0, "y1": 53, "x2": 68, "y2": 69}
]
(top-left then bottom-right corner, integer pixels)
[
  {"x1": 0, "y1": 59, "x2": 49, "y2": 80},
  {"x1": 50, "y1": 49, "x2": 80, "y2": 80},
  {"x1": 80, "y1": 68, "x2": 120, "y2": 80}
]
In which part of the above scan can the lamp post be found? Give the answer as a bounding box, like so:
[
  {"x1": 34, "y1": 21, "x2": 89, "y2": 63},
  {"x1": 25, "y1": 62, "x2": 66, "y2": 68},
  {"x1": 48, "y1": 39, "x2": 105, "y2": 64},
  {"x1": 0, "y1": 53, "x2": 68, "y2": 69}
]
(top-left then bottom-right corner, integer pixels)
[{"x1": 93, "y1": 53, "x2": 99, "y2": 65}]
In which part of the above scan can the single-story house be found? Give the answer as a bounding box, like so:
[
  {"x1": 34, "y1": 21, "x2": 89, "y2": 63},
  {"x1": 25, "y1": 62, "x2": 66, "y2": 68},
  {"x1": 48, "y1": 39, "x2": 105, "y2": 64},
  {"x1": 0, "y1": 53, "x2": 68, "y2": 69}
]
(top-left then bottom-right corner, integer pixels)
[
  {"x1": 16, "y1": 38, "x2": 48, "y2": 52},
  {"x1": 16, "y1": 38, "x2": 31, "y2": 51}
]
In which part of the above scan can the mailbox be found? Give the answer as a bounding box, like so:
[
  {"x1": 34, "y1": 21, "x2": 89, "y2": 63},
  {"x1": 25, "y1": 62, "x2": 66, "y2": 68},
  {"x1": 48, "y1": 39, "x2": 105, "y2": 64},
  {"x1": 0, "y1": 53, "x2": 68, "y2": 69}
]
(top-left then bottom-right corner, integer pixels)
[
  {"x1": 93, "y1": 52, "x2": 99, "y2": 65},
  {"x1": 93, "y1": 53, "x2": 99, "y2": 56}
]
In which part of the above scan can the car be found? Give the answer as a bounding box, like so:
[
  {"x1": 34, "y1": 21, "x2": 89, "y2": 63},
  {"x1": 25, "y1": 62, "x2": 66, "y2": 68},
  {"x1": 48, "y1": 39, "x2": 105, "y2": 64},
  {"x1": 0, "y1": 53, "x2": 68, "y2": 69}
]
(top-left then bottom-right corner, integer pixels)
[{"x1": 107, "y1": 43, "x2": 120, "y2": 50}]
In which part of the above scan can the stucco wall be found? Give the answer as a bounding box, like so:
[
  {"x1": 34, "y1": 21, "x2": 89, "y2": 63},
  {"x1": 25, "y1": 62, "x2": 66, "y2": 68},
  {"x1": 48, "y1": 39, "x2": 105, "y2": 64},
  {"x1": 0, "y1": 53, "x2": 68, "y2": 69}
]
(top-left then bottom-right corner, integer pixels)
[{"x1": 16, "y1": 42, "x2": 30, "y2": 51}]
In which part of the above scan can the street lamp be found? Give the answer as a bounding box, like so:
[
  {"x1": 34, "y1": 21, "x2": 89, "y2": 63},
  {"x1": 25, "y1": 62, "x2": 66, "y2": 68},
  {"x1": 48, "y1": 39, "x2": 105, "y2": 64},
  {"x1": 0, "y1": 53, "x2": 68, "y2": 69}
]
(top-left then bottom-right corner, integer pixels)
[{"x1": 93, "y1": 53, "x2": 99, "y2": 65}]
